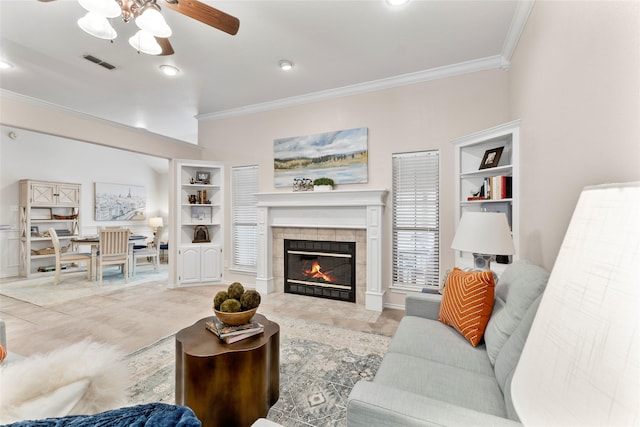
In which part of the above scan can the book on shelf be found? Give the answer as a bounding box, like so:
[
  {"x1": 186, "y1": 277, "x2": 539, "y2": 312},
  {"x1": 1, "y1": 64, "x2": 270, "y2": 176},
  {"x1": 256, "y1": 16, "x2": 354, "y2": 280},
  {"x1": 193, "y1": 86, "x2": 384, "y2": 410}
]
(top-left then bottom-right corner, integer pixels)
[{"x1": 479, "y1": 175, "x2": 512, "y2": 201}]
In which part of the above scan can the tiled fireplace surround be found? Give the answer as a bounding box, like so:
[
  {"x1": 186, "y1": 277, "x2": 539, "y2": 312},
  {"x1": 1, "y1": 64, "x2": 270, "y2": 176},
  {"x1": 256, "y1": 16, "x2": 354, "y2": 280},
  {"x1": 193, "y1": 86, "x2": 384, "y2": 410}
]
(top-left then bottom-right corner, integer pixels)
[{"x1": 255, "y1": 190, "x2": 388, "y2": 312}]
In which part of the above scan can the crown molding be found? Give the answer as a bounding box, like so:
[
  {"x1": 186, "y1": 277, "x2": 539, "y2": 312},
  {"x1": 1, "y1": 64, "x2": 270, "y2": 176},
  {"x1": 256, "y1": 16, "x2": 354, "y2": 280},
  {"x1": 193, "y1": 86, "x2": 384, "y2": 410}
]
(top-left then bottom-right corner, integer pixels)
[
  {"x1": 197, "y1": 55, "x2": 505, "y2": 122},
  {"x1": 500, "y1": 0, "x2": 535, "y2": 70}
]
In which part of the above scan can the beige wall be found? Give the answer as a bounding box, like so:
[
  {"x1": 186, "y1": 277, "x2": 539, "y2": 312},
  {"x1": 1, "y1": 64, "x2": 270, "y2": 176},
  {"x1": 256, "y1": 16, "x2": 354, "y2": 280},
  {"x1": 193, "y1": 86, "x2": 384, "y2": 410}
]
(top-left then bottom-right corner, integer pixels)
[
  {"x1": 509, "y1": 1, "x2": 640, "y2": 269},
  {"x1": 199, "y1": 70, "x2": 509, "y2": 307}
]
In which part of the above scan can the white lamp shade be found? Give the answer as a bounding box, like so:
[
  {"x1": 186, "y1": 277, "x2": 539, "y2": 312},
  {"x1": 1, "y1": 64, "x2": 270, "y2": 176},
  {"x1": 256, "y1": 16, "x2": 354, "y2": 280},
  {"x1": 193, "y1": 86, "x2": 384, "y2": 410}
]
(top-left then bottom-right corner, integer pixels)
[
  {"x1": 512, "y1": 182, "x2": 640, "y2": 425},
  {"x1": 78, "y1": 0, "x2": 121, "y2": 18},
  {"x1": 77, "y1": 12, "x2": 117, "y2": 40},
  {"x1": 135, "y1": 7, "x2": 172, "y2": 38},
  {"x1": 451, "y1": 211, "x2": 515, "y2": 255},
  {"x1": 129, "y1": 30, "x2": 162, "y2": 55},
  {"x1": 149, "y1": 217, "x2": 164, "y2": 228}
]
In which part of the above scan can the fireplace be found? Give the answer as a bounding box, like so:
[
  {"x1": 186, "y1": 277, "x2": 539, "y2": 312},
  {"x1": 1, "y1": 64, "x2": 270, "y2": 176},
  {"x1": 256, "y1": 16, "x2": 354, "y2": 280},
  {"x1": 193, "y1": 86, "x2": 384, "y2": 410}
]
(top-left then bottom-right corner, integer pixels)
[{"x1": 284, "y1": 239, "x2": 356, "y2": 302}]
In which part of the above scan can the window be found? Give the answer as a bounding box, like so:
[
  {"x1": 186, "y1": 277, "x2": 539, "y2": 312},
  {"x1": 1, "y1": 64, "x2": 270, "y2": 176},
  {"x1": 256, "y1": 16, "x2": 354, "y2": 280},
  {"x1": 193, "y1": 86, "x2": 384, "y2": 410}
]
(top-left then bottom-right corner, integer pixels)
[
  {"x1": 231, "y1": 165, "x2": 258, "y2": 272},
  {"x1": 392, "y1": 151, "x2": 439, "y2": 289}
]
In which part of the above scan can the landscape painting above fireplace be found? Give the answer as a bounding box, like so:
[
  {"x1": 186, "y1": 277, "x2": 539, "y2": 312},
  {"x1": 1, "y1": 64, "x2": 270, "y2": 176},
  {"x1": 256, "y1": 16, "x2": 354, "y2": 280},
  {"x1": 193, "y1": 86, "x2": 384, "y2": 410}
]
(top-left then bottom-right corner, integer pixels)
[{"x1": 273, "y1": 127, "x2": 368, "y2": 188}]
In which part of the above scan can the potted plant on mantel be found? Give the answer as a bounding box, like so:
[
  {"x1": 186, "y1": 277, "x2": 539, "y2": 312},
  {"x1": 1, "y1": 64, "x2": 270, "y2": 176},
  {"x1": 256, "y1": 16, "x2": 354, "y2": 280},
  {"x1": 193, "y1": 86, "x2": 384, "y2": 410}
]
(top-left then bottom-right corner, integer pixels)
[{"x1": 313, "y1": 177, "x2": 334, "y2": 192}]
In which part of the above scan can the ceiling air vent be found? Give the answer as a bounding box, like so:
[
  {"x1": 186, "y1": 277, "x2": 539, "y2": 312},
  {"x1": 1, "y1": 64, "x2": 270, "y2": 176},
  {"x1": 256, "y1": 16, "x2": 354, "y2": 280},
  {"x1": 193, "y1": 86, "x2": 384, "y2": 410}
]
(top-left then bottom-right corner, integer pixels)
[{"x1": 83, "y1": 55, "x2": 116, "y2": 70}]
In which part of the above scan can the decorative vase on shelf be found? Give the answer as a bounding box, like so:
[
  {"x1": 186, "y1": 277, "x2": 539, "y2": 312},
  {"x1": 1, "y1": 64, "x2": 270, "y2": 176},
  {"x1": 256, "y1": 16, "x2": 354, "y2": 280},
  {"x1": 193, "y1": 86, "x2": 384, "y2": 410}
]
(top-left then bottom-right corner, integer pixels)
[{"x1": 314, "y1": 185, "x2": 333, "y2": 192}]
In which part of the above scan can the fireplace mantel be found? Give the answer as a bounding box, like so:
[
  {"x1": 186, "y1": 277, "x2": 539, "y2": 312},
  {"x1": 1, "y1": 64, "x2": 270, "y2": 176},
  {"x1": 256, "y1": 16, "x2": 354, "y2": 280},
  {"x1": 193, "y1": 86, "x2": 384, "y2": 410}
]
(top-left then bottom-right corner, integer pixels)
[{"x1": 255, "y1": 189, "x2": 388, "y2": 311}]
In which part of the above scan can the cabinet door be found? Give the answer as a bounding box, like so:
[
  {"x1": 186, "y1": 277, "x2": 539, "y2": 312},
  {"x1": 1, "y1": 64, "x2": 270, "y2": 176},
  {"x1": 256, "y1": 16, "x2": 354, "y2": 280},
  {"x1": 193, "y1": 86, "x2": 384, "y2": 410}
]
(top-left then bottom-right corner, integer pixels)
[
  {"x1": 31, "y1": 183, "x2": 56, "y2": 206},
  {"x1": 57, "y1": 185, "x2": 80, "y2": 206},
  {"x1": 179, "y1": 246, "x2": 201, "y2": 284},
  {"x1": 201, "y1": 245, "x2": 221, "y2": 282}
]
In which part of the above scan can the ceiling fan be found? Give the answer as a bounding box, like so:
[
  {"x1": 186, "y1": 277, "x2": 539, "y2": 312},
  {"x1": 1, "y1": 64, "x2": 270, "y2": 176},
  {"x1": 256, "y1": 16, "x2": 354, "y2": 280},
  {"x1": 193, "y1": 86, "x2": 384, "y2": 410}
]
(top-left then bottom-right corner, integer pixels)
[{"x1": 38, "y1": 0, "x2": 240, "y2": 56}]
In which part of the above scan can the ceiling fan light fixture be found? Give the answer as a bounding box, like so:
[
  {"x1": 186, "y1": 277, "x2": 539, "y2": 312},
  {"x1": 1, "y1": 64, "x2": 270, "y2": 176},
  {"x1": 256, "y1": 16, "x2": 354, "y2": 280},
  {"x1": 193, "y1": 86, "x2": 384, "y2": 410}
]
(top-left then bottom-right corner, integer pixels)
[
  {"x1": 135, "y1": 4, "x2": 172, "y2": 38},
  {"x1": 78, "y1": 0, "x2": 122, "y2": 18},
  {"x1": 159, "y1": 64, "x2": 179, "y2": 76},
  {"x1": 279, "y1": 60, "x2": 294, "y2": 71},
  {"x1": 78, "y1": 12, "x2": 118, "y2": 40},
  {"x1": 129, "y1": 30, "x2": 162, "y2": 55}
]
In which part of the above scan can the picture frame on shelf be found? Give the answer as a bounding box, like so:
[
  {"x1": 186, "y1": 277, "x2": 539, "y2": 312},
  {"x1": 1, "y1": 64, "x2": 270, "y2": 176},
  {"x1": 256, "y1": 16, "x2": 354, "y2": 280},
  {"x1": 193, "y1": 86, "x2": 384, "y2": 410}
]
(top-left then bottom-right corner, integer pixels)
[
  {"x1": 195, "y1": 171, "x2": 210, "y2": 184},
  {"x1": 30, "y1": 226, "x2": 39, "y2": 237},
  {"x1": 479, "y1": 146, "x2": 504, "y2": 169},
  {"x1": 191, "y1": 206, "x2": 211, "y2": 223}
]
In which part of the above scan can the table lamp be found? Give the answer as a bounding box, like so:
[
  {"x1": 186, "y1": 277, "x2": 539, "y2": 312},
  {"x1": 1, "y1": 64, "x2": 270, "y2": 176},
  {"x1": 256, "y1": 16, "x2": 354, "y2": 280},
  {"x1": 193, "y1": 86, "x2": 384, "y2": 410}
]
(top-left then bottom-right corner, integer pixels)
[
  {"x1": 451, "y1": 211, "x2": 515, "y2": 270},
  {"x1": 149, "y1": 217, "x2": 163, "y2": 238}
]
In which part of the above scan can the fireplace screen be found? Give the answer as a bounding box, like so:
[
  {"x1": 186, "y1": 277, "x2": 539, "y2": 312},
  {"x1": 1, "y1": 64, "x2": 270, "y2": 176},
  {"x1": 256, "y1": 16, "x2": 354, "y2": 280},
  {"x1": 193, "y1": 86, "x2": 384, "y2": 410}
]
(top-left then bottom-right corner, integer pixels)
[{"x1": 284, "y1": 239, "x2": 356, "y2": 302}]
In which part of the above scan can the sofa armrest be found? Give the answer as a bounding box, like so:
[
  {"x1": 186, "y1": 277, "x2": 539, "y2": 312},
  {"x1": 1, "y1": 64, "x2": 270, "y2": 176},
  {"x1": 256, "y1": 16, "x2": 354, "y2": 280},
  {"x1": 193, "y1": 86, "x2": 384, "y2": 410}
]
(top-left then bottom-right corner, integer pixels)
[
  {"x1": 404, "y1": 293, "x2": 442, "y2": 320},
  {"x1": 348, "y1": 382, "x2": 522, "y2": 427}
]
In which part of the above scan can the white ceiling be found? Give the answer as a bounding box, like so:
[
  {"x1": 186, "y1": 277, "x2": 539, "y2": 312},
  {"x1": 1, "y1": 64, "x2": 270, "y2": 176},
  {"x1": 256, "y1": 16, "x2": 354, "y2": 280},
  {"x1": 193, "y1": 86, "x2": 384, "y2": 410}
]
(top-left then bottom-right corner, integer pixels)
[{"x1": 0, "y1": 0, "x2": 529, "y2": 144}]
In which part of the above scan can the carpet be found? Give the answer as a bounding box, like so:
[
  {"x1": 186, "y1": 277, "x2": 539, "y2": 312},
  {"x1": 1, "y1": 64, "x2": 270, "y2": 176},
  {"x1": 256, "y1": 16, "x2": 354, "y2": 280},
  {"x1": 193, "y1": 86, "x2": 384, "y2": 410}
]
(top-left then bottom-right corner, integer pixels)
[
  {"x1": 0, "y1": 265, "x2": 168, "y2": 306},
  {"x1": 125, "y1": 313, "x2": 391, "y2": 427}
]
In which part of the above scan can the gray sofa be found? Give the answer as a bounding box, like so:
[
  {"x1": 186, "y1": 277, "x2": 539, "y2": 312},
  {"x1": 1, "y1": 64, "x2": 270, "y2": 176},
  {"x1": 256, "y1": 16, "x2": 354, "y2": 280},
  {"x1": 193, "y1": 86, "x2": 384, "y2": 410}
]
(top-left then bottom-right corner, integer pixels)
[{"x1": 347, "y1": 261, "x2": 550, "y2": 426}]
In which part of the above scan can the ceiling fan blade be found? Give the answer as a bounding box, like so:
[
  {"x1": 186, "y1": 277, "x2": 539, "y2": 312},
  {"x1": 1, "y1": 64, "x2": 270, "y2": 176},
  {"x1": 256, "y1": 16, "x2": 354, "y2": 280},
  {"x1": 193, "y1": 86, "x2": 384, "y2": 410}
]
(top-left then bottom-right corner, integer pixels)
[
  {"x1": 162, "y1": 0, "x2": 239, "y2": 36},
  {"x1": 156, "y1": 37, "x2": 175, "y2": 56}
]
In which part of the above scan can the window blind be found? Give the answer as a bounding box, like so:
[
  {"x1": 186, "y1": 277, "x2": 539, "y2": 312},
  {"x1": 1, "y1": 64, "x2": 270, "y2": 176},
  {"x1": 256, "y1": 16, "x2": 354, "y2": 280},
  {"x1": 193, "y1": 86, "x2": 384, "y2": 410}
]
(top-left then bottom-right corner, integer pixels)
[
  {"x1": 392, "y1": 151, "x2": 439, "y2": 288},
  {"x1": 231, "y1": 165, "x2": 258, "y2": 271}
]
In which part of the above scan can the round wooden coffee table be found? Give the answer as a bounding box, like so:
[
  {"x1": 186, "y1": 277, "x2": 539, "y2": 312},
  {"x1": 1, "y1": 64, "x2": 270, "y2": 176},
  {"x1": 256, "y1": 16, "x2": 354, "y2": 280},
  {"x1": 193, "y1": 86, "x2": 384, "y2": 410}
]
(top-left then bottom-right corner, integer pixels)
[{"x1": 175, "y1": 314, "x2": 279, "y2": 427}]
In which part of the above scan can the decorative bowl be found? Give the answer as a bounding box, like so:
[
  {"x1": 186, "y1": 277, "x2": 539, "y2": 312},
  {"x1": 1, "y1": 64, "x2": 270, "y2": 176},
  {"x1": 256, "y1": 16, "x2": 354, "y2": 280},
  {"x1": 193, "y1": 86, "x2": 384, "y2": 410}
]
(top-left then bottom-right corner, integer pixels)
[{"x1": 213, "y1": 307, "x2": 258, "y2": 326}]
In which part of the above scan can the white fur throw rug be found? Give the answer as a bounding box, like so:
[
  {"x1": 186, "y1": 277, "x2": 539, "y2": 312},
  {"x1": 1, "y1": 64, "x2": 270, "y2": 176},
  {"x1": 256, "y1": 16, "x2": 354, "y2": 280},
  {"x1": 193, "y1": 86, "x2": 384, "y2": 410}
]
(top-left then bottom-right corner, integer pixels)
[{"x1": 0, "y1": 340, "x2": 130, "y2": 424}]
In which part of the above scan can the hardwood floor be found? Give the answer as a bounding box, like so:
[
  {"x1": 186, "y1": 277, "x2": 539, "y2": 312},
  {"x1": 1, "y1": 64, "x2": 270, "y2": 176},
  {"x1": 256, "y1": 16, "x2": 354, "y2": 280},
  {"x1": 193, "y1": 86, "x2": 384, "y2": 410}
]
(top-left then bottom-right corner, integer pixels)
[{"x1": 0, "y1": 274, "x2": 403, "y2": 357}]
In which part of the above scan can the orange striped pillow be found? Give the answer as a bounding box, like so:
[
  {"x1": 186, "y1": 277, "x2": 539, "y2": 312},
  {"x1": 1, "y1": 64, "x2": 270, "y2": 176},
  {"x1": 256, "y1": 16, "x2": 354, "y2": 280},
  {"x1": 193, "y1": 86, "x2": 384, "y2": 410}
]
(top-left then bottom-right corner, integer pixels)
[{"x1": 438, "y1": 268, "x2": 496, "y2": 347}]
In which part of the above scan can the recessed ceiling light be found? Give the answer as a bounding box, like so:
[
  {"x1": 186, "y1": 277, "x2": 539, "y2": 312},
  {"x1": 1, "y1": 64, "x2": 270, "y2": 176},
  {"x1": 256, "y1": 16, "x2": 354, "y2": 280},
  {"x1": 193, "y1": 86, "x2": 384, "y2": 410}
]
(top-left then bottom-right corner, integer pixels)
[
  {"x1": 0, "y1": 60, "x2": 13, "y2": 70},
  {"x1": 159, "y1": 64, "x2": 180, "y2": 76},
  {"x1": 386, "y1": 0, "x2": 409, "y2": 6},
  {"x1": 279, "y1": 60, "x2": 294, "y2": 71}
]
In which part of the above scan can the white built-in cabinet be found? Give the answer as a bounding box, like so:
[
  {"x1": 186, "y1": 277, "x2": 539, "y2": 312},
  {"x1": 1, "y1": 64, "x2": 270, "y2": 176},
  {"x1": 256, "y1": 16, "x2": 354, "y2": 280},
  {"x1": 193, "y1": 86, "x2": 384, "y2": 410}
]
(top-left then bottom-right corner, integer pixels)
[
  {"x1": 452, "y1": 120, "x2": 520, "y2": 274},
  {"x1": 19, "y1": 179, "x2": 81, "y2": 277},
  {"x1": 169, "y1": 160, "x2": 224, "y2": 286}
]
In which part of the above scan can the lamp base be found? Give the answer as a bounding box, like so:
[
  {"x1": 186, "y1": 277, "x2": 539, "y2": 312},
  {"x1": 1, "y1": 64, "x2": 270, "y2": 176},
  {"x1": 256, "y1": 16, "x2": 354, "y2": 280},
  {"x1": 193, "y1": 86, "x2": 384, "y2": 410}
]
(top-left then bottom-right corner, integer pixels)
[{"x1": 472, "y1": 253, "x2": 495, "y2": 270}]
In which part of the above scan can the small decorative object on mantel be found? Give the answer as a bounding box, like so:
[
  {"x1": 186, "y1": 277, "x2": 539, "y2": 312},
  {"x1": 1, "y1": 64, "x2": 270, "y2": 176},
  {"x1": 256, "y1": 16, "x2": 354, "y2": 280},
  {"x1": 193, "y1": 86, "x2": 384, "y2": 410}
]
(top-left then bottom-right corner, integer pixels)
[
  {"x1": 192, "y1": 225, "x2": 210, "y2": 243},
  {"x1": 479, "y1": 146, "x2": 504, "y2": 170},
  {"x1": 313, "y1": 177, "x2": 334, "y2": 192},
  {"x1": 293, "y1": 178, "x2": 313, "y2": 191}
]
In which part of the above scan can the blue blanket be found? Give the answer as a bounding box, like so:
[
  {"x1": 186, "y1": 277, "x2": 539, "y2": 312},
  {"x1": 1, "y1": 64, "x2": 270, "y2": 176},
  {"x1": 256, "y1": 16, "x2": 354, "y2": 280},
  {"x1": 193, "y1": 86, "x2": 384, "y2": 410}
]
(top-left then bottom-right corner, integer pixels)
[{"x1": 3, "y1": 403, "x2": 201, "y2": 427}]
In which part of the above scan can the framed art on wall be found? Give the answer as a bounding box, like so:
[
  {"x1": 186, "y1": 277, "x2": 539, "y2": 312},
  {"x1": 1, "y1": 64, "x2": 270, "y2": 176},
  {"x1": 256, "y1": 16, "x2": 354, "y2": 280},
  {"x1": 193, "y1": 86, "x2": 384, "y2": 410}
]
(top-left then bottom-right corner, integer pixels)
[
  {"x1": 94, "y1": 183, "x2": 146, "y2": 221},
  {"x1": 273, "y1": 127, "x2": 368, "y2": 188}
]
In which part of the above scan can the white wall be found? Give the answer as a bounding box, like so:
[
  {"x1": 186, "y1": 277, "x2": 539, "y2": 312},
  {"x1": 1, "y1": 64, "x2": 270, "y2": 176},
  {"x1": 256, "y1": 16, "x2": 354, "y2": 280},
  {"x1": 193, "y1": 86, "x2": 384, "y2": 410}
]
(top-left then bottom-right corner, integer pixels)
[
  {"x1": 0, "y1": 126, "x2": 170, "y2": 237},
  {"x1": 509, "y1": 1, "x2": 640, "y2": 269},
  {"x1": 198, "y1": 69, "x2": 510, "y2": 308}
]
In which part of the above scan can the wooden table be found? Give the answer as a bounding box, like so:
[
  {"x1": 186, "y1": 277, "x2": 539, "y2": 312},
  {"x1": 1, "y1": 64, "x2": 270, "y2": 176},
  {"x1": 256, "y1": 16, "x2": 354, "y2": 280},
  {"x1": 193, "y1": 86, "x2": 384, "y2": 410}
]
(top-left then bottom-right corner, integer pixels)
[{"x1": 175, "y1": 314, "x2": 280, "y2": 427}]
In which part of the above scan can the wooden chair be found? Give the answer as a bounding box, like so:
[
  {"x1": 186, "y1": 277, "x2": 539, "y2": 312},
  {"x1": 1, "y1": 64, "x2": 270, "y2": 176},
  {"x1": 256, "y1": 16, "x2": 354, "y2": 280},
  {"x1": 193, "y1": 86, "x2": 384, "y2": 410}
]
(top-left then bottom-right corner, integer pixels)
[
  {"x1": 132, "y1": 227, "x2": 161, "y2": 275},
  {"x1": 48, "y1": 228, "x2": 92, "y2": 285},
  {"x1": 97, "y1": 228, "x2": 131, "y2": 285}
]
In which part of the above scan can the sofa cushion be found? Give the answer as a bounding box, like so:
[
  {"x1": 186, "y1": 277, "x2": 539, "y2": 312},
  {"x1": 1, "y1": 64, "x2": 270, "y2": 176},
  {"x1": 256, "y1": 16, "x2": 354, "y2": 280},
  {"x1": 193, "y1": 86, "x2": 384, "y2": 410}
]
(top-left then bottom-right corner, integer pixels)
[
  {"x1": 484, "y1": 261, "x2": 549, "y2": 364},
  {"x1": 387, "y1": 316, "x2": 494, "y2": 376},
  {"x1": 438, "y1": 268, "x2": 496, "y2": 346},
  {"x1": 494, "y1": 294, "x2": 542, "y2": 394},
  {"x1": 374, "y1": 352, "x2": 507, "y2": 418}
]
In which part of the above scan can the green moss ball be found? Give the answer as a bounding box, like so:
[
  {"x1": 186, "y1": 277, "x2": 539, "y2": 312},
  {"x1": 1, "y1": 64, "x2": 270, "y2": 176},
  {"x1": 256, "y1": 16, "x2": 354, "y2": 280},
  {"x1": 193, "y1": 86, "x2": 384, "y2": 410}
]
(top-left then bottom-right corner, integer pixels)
[
  {"x1": 240, "y1": 290, "x2": 261, "y2": 310},
  {"x1": 213, "y1": 291, "x2": 229, "y2": 310},
  {"x1": 227, "y1": 282, "x2": 245, "y2": 300},
  {"x1": 220, "y1": 298, "x2": 241, "y2": 313}
]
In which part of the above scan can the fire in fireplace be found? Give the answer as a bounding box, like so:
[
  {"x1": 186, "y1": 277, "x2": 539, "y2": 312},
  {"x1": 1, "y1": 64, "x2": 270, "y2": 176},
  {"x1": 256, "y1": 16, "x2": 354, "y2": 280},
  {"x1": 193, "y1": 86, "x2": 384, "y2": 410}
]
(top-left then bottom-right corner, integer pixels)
[{"x1": 284, "y1": 239, "x2": 356, "y2": 302}]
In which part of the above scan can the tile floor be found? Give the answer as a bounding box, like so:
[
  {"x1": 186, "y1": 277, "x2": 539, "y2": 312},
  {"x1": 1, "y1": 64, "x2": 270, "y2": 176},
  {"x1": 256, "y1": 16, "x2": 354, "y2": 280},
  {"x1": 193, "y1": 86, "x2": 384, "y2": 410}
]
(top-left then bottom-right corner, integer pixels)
[{"x1": 1, "y1": 274, "x2": 404, "y2": 357}]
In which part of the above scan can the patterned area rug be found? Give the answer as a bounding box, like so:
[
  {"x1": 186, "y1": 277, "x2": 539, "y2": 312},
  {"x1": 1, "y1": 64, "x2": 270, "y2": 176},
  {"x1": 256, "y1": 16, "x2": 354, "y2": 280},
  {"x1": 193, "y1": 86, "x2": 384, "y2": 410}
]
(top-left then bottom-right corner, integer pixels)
[
  {"x1": 0, "y1": 265, "x2": 168, "y2": 306},
  {"x1": 125, "y1": 313, "x2": 391, "y2": 427}
]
